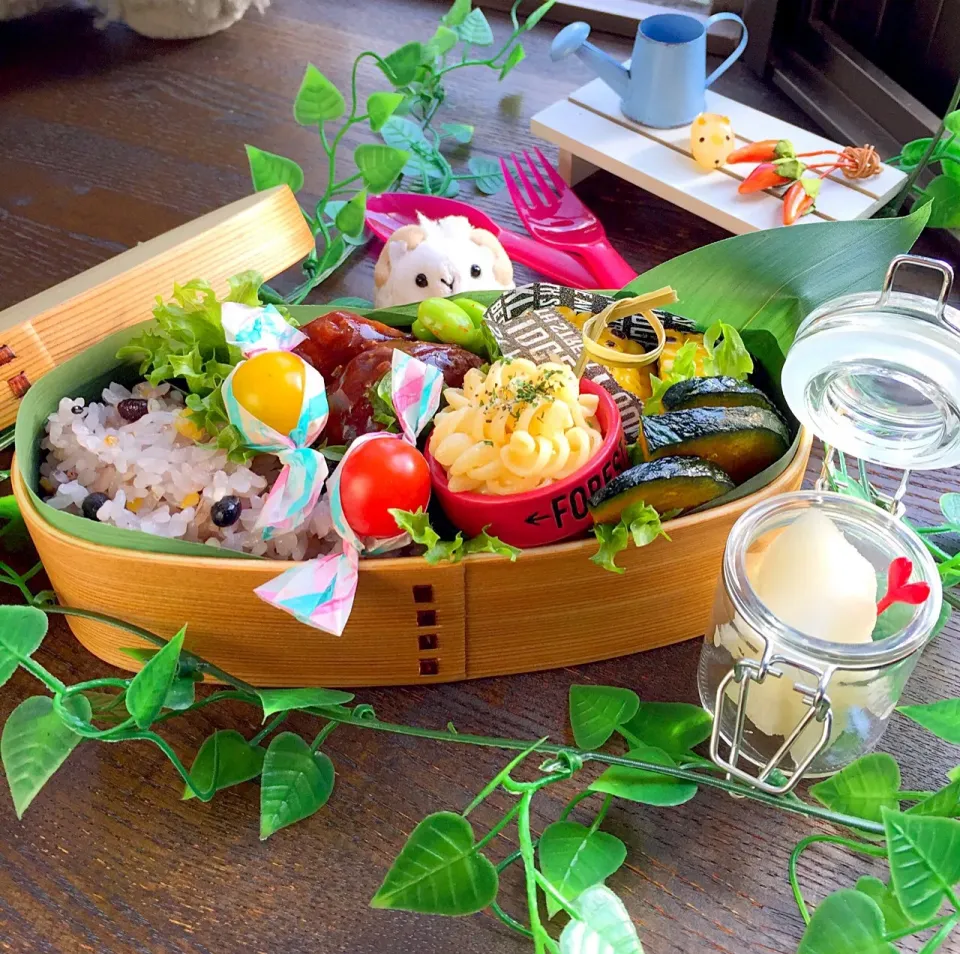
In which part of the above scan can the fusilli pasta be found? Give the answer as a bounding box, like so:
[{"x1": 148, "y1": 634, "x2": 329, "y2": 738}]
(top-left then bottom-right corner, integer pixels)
[{"x1": 429, "y1": 359, "x2": 603, "y2": 495}]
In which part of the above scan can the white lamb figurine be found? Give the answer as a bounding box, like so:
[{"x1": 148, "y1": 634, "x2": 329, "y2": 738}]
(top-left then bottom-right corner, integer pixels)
[{"x1": 373, "y1": 213, "x2": 514, "y2": 309}]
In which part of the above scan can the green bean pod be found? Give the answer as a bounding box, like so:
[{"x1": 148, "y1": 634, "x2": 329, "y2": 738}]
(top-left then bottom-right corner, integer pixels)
[
  {"x1": 453, "y1": 297, "x2": 487, "y2": 328},
  {"x1": 416, "y1": 298, "x2": 476, "y2": 347},
  {"x1": 411, "y1": 318, "x2": 439, "y2": 342}
]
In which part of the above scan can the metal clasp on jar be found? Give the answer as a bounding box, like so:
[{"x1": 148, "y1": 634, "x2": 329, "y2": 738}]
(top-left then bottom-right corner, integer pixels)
[{"x1": 709, "y1": 634, "x2": 836, "y2": 795}]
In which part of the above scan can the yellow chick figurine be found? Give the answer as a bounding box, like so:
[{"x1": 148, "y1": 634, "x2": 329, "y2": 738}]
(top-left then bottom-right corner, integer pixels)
[{"x1": 691, "y1": 113, "x2": 735, "y2": 169}]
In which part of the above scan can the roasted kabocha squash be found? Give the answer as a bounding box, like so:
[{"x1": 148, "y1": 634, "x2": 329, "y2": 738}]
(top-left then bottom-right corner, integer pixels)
[
  {"x1": 662, "y1": 376, "x2": 777, "y2": 413},
  {"x1": 589, "y1": 456, "x2": 735, "y2": 524},
  {"x1": 641, "y1": 407, "x2": 789, "y2": 485}
]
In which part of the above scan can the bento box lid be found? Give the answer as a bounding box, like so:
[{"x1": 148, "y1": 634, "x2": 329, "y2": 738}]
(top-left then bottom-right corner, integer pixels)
[{"x1": 0, "y1": 186, "x2": 314, "y2": 432}]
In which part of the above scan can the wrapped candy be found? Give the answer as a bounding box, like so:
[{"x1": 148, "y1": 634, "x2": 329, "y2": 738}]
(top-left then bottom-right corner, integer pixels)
[
  {"x1": 221, "y1": 301, "x2": 306, "y2": 355},
  {"x1": 254, "y1": 349, "x2": 443, "y2": 635}
]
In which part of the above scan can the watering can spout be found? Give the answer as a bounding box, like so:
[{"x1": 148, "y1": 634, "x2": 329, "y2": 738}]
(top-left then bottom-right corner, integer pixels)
[{"x1": 550, "y1": 22, "x2": 630, "y2": 101}]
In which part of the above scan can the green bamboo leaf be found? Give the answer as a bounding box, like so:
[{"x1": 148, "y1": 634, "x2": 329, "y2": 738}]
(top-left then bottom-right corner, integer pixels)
[
  {"x1": 809, "y1": 754, "x2": 901, "y2": 824},
  {"x1": 245, "y1": 145, "x2": 304, "y2": 194},
  {"x1": 440, "y1": 122, "x2": 474, "y2": 144},
  {"x1": 560, "y1": 884, "x2": 644, "y2": 954},
  {"x1": 499, "y1": 43, "x2": 526, "y2": 80},
  {"x1": 618, "y1": 702, "x2": 712, "y2": 757},
  {"x1": 441, "y1": 0, "x2": 471, "y2": 26},
  {"x1": 259, "y1": 732, "x2": 335, "y2": 839},
  {"x1": 922, "y1": 175, "x2": 960, "y2": 228},
  {"x1": 467, "y1": 155, "x2": 505, "y2": 194},
  {"x1": 2, "y1": 695, "x2": 90, "y2": 819},
  {"x1": 256, "y1": 688, "x2": 354, "y2": 719},
  {"x1": 0, "y1": 605, "x2": 48, "y2": 689},
  {"x1": 569, "y1": 685, "x2": 640, "y2": 749},
  {"x1": 293, "y1": 64, "x2": 345, "y2": 125},
  {"x1": 125, "y1": 627, "x2": 185, "y2": 729},
  {"x1": 539, "y1": 822, "x2": 627, "y2": 919},
  {"x1": 183, "y1": 730, "x2": 265, "y2": 801},
  {"x1": 367, "y1": 92, "x2": 405, "y2": 133},
  {"x1": 621, "y1": 204, "x2": 930, "y2": 363},
  {"x1": 907, "y1": 778, "x2": 960, "y2": 818},
  {"x1": 354, "y1": 144, "x2": 409, "y2": 193},
  {"x1": 456, "y1": 8, "x2": 494, "y2": 45},
  {"x1": 334, "y1": 190, "x2": 368, "y2": 237},
  {"x1": 427, "y1": 25, "x2": 459, "y2": 56},
  {"x1": 883, "y1": 808, "x2": 960, "y2": 921},
  {"x1": 370, "y1": 811, "x2": 498, "y2": 914},
  {"x1": 797, "y1": 889, "x2": 897, "y2": 954},
  {"x1": 525, "y1": 0, "x2": 558, "y2": 31},
  {"x1": 589, "y1": 744, "x2": 698, "y2": 807},
  {"x1": 855, "y1": 876, "x2": 913, "y2": 934},
  {"x1": 898, "y1": 698, "x2": 960, "y2": 743},
  {"x1": 379, "y1": 42, "x2": 424, "y2": 85}
]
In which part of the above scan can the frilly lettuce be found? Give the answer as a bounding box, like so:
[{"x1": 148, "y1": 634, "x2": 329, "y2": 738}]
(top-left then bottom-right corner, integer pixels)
[
  {"x1": 389, "y1": 509, "x2": 520, "y2": 564},
  {"x1": 590, "y1": 502, "x2": 670, "y2": 574},
  {"x1": 115, "y1": 271, "x2": 289, "y2": 461}
]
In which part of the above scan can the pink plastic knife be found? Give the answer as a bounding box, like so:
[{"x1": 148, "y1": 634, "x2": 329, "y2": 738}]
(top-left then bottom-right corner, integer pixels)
[{"x1": 365, "y1": 192, "x2": 601, "y2": 289}]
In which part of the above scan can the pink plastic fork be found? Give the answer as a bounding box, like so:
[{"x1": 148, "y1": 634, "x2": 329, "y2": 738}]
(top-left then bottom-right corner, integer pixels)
[{"x1": 500, "y1": 148, "x2": 637, "y2": 289}]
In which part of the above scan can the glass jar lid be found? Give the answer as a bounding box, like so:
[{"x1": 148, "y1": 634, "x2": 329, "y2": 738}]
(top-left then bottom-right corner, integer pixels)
[{"x1": 782, "y1": 255, "x2": 960, "y2": 471}]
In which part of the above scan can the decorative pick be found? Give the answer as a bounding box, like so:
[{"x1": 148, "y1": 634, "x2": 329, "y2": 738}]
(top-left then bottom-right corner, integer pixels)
[{"x1": 876, "y1": 557, "x2": 930, "y2": 616}]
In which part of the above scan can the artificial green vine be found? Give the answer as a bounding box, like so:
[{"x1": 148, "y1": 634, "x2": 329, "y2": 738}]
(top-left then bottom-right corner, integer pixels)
[
  {"x1": 247, "y1": 0, "x2": 556, "y2": 305},
  {"x1": 1, "y1": 581, "x2": 960, "y2": 952}
]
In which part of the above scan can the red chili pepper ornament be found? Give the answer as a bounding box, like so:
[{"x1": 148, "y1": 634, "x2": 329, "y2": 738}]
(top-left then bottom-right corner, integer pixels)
[
  {"x1": 782, "y1": 178, "x2": 821, "y2": 225},
  {"x1": 876, "y1": 556, "x2": 930, "y2": 616},
  {"x1": 726, "y1": 139, "x2": 795, "y2": 164}
]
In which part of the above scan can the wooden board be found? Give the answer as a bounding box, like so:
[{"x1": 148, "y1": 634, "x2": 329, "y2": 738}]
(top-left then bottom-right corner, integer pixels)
[{"x1": 532, "y1": 77, "x2": 907, "y2": 234}]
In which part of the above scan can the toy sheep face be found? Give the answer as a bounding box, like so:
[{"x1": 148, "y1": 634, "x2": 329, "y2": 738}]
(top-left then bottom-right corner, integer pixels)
[
  {"x1": 373, "y1": 214, "x2": 514, "y2": 308},
  {"x1": 691, "y1": 113, "x2": 735, "y2": 170}
]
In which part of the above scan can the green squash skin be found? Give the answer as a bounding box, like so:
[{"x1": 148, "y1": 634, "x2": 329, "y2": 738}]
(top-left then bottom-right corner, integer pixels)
[
  {"x1": 588, "y1": 456, "x2": 735, "y2": 524},
  {"x1": 662, "y1": 376, "x2": 777, "y2": 413},
  {"x1": 642, "y1": 407, "x2": 789, "y2": 486}
]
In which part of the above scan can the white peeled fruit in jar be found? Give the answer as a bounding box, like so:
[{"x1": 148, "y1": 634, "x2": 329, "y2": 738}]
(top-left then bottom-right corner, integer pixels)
[
  {"x1": 691, "y1": 113, "x2": 735, "y2": 169},
  {"x1": 750, "y1": 510, "x2": 877, "y2": 644}
]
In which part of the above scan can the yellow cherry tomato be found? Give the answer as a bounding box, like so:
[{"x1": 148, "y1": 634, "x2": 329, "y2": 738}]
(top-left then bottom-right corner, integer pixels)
[{"x1": 232, "y1": 351, "x2": 306, "y2": 435}]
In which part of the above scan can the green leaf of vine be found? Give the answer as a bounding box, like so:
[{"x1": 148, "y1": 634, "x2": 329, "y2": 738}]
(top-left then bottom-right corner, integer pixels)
[
  {"x1": 427, "y1": 25, "x2": 459, "y2": 56},
  {"x1": 293, "y1": 64, "x2": 345, "y2": 125},
  {"x1": 941, "y1": 493, "x2": 960, "y2": 527},
  {"x1": 125, "y1": 627, "x2": 185, "y2": 729},
  {"x1": 354, "y1": 144, "x2": 409, "y2": 193},
  {"x1": 560, "y1": 884, "x2": 644, "y2": 954},
  {"x1": 854, "y1": 876, "x2": 913, "y2": 934},
  {"x1": 257, "y1": 687, "x2": 355, "y2": 720},
  {"x1": 923, "y1": 175, "x2": 960, "y2": 229},
  {"x1": 589, "y1": 744, "x2": 698, "y2": 807},
  {"x1": 260, "y1": 732, "x2": 335, "y2": 839},
  {"x1": 797, "y1": 889, "x2": 897, "y2": 954},
  {"x1": 441, "y1": 0, "x2": 471, "y2": 27},
  {"x1": 2, "y1": 695, "x2": 90, "y2": 819},
  {"x1": 245, "y1": 145, "x2": 304, "y2": 194},
  {"x1": 907, "y1": 778, "x2": 960, "y2": 818},
  {"x1": 467, "y1": 156, "x2": 505, "y2": 194},
  {"x1": 618, "y1": 702, "x2": 712, "y2": 757},
  {"x1": 539, "y1": 822, "x2": 627, "y2": 919},
  {"x1": 367, "y1": 92, "x2": 405, "y2": 133},
  {"x1": 499, "y1": 43, "x2": 526, "y2": 80},
  {"x1": 440, "y1": 122, "x2": 474, "y2": 144},
  {"x1": 882, "y1": 807, "x2": 960, "y2": 922},
  {"x1": 184, "y1": 730, "x2": 265, "y2": 801},
  {"x1": 370, "y1": 811, "x2": 498, "y2": 914},
  {"x1": 0, "y1": 605, "x2": 48, "y2": 689},
  {"x1": 898, "y1": 698, "x2": 960, "y2": 743},
  {"x1": 569, "y1": 685, "x2": 639, "y2": 750},
  {"x1": 379, "y1": 42, "x2": 424, "y2": 86},
  {"x1": 456, "y1": 8, "x2": 494, "y2": 45},
  {"x1": 334, "y1": 190, "x2": 368, "y2": 237},
  {"x1": 809, "y1": 753, "x2": 901, "y2": 824},
  {"x1": 525, "y1": 0, "x2": 557, "y2": 31}
]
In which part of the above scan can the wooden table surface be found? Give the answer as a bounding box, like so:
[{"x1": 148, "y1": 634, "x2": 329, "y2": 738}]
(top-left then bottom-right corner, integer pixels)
[{"x1": 1, "y1": 4, "x2": 959, "y2": 953}]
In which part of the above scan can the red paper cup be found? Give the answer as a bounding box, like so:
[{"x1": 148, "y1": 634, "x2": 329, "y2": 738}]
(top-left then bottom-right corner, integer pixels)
[{"x1": 425, "y1": 378, "x2": 629, "y2": 548}]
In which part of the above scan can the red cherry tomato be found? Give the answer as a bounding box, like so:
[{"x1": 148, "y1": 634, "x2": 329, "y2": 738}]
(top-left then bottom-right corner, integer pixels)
[{"x1": 339, "y1": 439, "x2": 431, "y2": 538}]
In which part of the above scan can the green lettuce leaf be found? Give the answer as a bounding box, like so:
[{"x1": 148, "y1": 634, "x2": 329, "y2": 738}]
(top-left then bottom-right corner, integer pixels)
[
  {"x1": 703, "y1": 321, "x2": 753, "y2": 380},
  {"x1": 643, "y1": 340, "x2": 699, "y2": 415},
  {"x1": 590, "y1": 502, "x2": 668, "y2": 573},
  {"x1": 461, "y1": 526, "x2": 520, "y2": 561},
  {"x1": 389, "y1": 510, "x2": 519, "y2": 565}
]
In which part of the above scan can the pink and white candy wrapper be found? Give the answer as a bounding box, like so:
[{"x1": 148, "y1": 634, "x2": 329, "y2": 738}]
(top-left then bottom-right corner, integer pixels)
[{"x1": 255, "y1": 349, "x2": 443, "y2": 635}]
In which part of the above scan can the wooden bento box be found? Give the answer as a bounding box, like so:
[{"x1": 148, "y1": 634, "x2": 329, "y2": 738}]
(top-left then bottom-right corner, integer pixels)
[{"x1": 3, "y1": 187, "x2": 812, "y2": 687}]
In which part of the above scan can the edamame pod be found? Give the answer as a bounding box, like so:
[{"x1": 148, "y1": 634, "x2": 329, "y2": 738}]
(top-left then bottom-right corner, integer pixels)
[
  {"x1": 411, "y1": 318, "x2": 439, "y2": 342},
  {"x1": 416, "y1": 298, "x2": 476, "y2": 347},
  {"x1": 453, "y1": 298, "x2": 487, "y2": 328}
]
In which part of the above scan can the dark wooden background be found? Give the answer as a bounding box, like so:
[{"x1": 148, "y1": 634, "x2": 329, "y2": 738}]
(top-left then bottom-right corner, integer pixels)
[{"x1": 1, "y1": 3, "x2": 959, "y2": 953}]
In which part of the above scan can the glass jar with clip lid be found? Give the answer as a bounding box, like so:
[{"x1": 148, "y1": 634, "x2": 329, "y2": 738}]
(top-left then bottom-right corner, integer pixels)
[{"x1": 698, "y1": 254, "x2": 958, "y2": 794}]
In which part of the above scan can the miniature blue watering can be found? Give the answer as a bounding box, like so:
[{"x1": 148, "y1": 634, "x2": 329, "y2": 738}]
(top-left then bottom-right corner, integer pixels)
[{"x1": 551, "y1": 13, "x2": 748, "y2": 129}]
